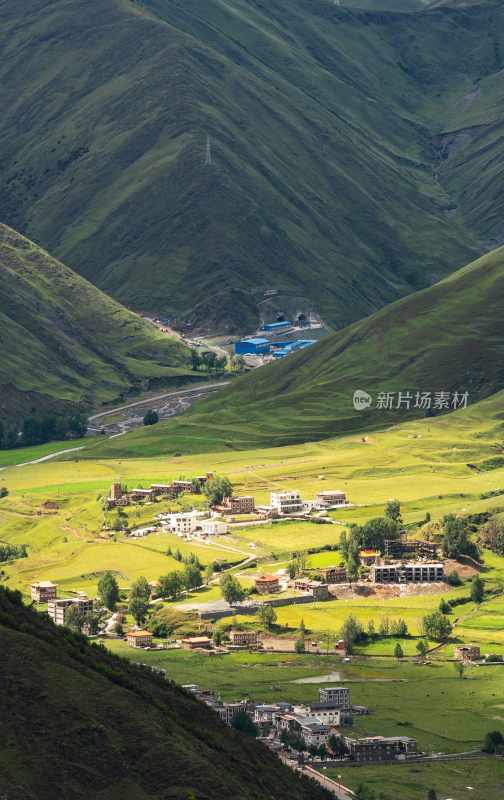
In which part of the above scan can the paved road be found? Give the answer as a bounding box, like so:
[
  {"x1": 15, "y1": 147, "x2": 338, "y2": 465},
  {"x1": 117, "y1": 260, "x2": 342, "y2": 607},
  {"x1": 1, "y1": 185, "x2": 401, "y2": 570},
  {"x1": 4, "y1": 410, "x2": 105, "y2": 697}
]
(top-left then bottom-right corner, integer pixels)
[
  {"x1": 88, "y1": 381, "x2": 229, "y2": 421},
  {"x1": 15, "y1": 446, "x2": 85, "y2": 468}
]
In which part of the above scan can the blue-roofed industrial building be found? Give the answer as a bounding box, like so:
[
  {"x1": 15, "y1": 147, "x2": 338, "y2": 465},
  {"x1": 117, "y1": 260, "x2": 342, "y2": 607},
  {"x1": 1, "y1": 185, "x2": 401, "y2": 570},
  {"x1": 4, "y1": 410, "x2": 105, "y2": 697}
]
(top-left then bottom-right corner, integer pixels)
[
  {"x1": 262, "y1": 320, "x2": 292, "y2": 332},
  {"x1": 271, "y1": 339, "x2": 317, "y2": 359},
  {"x1": 234, "y1": 337, "x2": 271, "y2": 355}
]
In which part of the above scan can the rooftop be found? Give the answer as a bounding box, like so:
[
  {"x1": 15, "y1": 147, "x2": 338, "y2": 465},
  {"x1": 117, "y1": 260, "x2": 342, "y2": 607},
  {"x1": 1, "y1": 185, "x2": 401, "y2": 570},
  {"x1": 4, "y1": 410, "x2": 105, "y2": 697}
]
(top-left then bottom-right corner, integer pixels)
[
  {"x1": 239, "y1": 337, "x2": 270, "y2": 345},
  {"x1": 256, "y1": 574, "x2": 279, "y2": 582},
  {"x1": 127, "y1": 630, "x2": 152, "y2": 638}
]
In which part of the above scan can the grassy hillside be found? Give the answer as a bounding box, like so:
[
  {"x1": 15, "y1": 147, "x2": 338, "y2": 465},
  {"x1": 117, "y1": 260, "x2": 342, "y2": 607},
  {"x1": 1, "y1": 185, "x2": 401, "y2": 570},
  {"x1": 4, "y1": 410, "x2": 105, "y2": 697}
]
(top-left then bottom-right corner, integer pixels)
[
  {"x1": 88, "y1": 244, "x2": 504, "y2": 456},
  {"x1": 0, "y1": 225, "x2": 192, "y2": 422},
  {"x1": 2, "y1": 0, "x2": 504, "y2": 330},
  {"x1": 0, "y1": 588, "x2": 330, "y2": 800}
]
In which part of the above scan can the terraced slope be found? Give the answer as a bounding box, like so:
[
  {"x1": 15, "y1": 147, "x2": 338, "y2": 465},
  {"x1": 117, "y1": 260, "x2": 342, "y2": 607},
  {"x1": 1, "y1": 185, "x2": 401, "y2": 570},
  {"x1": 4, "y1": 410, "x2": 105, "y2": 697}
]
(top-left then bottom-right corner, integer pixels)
[
  {"x1": 91, "y1": 244, "x2": 504, "y2": 455},
  {"x1": 0, "y1": 588, "x2": 330, "y2": 800},
  {"x1": 0, "y1": 225, "x2": 191, "y2": 422},
  {"x1": 2, "y1": 0, "x2": 504, "y2": 330}
]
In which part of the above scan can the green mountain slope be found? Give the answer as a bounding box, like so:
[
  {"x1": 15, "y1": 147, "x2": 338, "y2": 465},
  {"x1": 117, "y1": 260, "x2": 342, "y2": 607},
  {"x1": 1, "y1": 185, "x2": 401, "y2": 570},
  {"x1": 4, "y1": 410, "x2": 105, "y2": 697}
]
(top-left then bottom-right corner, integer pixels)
[
  {"x1": 2, "y1": 0, "x2": 504, "y2": 330},
  {"x1": 91, "y1": 244, "x2": 504, "y2": 456},
  {"x1": 0, "y1": 588, "x2": 330, "y2": 800},
  {"x1": 0, "y1": 225, "x2": 192, "y2": 422}
]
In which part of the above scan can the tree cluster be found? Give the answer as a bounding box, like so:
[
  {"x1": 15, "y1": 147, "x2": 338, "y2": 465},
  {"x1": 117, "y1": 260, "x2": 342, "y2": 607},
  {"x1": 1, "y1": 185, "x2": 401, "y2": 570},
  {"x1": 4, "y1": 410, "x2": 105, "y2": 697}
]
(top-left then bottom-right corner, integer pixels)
[
  {"x1": 0, "y1": 543, "x2": 28, "y2": 563},
  {"x1": 190, "y1": 349, "x2": 227, "y2": 373},
  {"x1": 0, "y1": 413, "x2": 88, "y2": 450},
  {"x1": 203, "y1": 475, "x2": 233, "y2": 506},
  {"x1": 441, "y1": 514, "x2": 479, "y2": 561}
]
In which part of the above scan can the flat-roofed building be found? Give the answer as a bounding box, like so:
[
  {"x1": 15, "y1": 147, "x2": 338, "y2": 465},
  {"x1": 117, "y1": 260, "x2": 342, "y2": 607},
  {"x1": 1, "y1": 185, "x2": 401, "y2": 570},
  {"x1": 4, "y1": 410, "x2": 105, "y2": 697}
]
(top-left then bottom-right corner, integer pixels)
[
  {"x1": 127, "y1": 630, "x2": 153, "y2": 648},
  {"x1": 270, "y1": 490, "x2": 303, "y2": 515},
  {"x1": 255, "y1": 575, "x2": 280, "y2": 594},
  {"x1": 229, "y1": 629, "x2": 259, "y2": 647},
  {"x1": 129, "y1": 488, "x2": 156, "y2": 502},
  {"x1": 370, "y1": 561, "x2": 444, "y2": 584},
  {"x1": 200, "y1": 519, "x2": 228, "y2": 536},
  {"x1": 315, "y1": 490, "x2": 348, "y2": 508},
  {"x1": 48, "y1": 595, "x2": 93, "y2": 626},
  {"x1": 322, "y1": 566, "x2": 347, "y2": 584},
  {"x1": 223, "y1": 495, "x2": 256, "y2": 514},
  {"x1": 318, "y1": 687, "x2": 350, "y2": 710},
  {"x1": 344, "y1": 735, "x2": 417, "y2": 762},
  {"x1": 181, "y1": 636, "x2": 213, "y2": 650},
  {"x1": 162, "y1": 510, "x2": 204, "y2": 535},
  {"x1": 31, "y1": 581, "x2": 57, "y2": 603}
]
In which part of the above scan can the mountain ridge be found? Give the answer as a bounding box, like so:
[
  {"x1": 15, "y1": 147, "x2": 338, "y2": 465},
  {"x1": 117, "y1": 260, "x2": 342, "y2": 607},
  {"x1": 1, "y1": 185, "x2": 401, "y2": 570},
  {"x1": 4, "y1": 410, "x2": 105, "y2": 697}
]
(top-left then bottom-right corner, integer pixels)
[
  {"x1": 3, "y1": 0, "x2": 504, "y2": 330},
  {"x1": 0, "y1": 224, "x2": 192, "y2": 425}
]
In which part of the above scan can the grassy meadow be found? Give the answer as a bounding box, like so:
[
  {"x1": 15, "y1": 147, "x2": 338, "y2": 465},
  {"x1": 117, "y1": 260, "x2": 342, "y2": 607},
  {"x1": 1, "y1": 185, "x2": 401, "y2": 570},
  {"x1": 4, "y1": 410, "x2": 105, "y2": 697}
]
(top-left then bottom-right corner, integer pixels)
[{"x1": 326, "y1": 759, "x2": 504, "y2": 800}]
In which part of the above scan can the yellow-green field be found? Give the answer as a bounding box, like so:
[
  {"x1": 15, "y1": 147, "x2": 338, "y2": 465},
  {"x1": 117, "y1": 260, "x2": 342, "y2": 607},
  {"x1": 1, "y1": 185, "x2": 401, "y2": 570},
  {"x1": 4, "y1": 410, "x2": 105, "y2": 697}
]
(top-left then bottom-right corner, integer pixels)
[{"x1": 2, "y1": 392, "x2": 504, "y2": 645}]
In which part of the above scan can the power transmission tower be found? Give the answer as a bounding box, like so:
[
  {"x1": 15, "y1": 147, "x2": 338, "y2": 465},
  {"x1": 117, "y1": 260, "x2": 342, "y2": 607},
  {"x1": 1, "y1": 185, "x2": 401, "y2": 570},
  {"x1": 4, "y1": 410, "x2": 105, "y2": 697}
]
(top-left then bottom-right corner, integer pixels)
[{"x1": 204, "y1": 135, "x2": 212, "y2": 166}]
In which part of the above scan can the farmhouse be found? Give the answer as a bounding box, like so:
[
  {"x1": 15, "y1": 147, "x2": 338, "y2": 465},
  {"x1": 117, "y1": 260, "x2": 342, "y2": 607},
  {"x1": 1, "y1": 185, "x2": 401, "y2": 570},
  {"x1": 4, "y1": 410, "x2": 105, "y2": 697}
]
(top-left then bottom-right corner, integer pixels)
[
  {"x1": 370, "y1": 561, "x2": 444, "y2": 584},
  {"x1": 315, "y1": 490, "x2": 348, "y2": 508},
  {"x1": 200, "y1": 519, "x2": 228, "y2": 535},
  {"x1": 127, "y1": 630, "x2": 153, "y2": 648},
  {"x1": 181, "y1": 636, "x2": 213, "y2": 650},
  {"x1": 129, "y1": 488, "x2": 156, "y2": 502},
  {"x1": 321, "y1": 566, "x2": 347, "y2": 583},
  {"x1": 270, "y1": 490, "x2": 304, "y2": 515},
  {"x1": 48, "y1": 594, "x2": 93, "y2": 626},
  {"x1": 293, "y1": 578, "x2": 330, "y2": 600},
  {"x1": 344, "y1": 735, "x2": 417, "y2": 762},
  {"x1": 454, "y1": 644, "x2": 481, "y2": 662},
  {"x1": 31, "y1": 581, "x2": 57, "y2": 603},
  {"x1": 255, "y1": 575, "x2": 280, "y2": 594},
  {"x1": 229, "y1": 629, "x2": 259, "y2": 647},
  {"x1": 222, "y1": 495, "x2": 256, "y2": 514}
]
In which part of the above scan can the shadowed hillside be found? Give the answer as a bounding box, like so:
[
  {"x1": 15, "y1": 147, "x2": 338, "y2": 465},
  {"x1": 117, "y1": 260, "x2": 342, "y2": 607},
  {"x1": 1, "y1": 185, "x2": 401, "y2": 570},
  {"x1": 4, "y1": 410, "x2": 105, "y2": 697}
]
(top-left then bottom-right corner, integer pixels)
[
  {"x1": 2, "y1": 0, "x2": 504, "y2": 330},
  {"x1": 0, "y1": 225, "x2": 192, "y2": 423},
  {"x1": 90, "y1": 244, "x2": 504, "y2": 456},
  {"x1": 0, "y1": 588, "x2": 330, "y2": 800}
]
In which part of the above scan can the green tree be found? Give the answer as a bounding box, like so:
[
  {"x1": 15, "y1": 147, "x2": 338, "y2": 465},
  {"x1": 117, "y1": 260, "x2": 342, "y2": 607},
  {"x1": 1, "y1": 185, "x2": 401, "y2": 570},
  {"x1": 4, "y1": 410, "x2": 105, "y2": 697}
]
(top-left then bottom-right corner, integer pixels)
[
  {"x1": 183, "y1": 562, "x2": 202, "y2": 590},
  {"x1": 439, "y1": 598, "x2": 451, "y2": 615},
  {"x1": 98, "y1": 572, "x2": 120, "y2": 610},
  {"x1": 346, "y1": 553, "x2": 359, "y2": 583},
  {"x1": 143, "y1": 409, "x2": 159, "y2": 426},
  {"x1": 394, "y1": 642, "x2": 404, "y2": 660},
  {"x1": 204, "y1": 475, "x2": 233, "y2": 506},
  {"x1": 340, "y1": 615, "x2": 364, "y2": 654},
  {"x1": 391, "y1": 618, "x2": 408, "y2": 637},
  {"x1": 204, "y1": 563, "x2": 214, "y2": 585},
  {"x1": 231, "y1": 710, "x2": 258, "y2": 737},
  {"x1": 158, "y1": 571, "x2": 184, "y2": 599},
  {"x1": 64, "y1": 603, "x2": 85, "y2": 632},
  {"x1": 427, "y1": 791, "x2": 438, "y2": 800},
  {"x1": 442, "y1": 514, "x2": 479, "y2": 561},
  {"x1": 213, "y1": 628, "x2": 223, "y2": 646},
  {"x1": 129, "y1": 596, "x2": 149, "y2": 626},
  {"x1": 385, "y1": 499, "x2": 402, "y2": 524},
  {"x1": 359, "y1": 516, "x2": 400, "y2": 551},
  {"x1": 220, "y1": 573, "x2": 246, "y2": 604},
  {"x1": 295, "y1": 634, "x2": 305, "y2": 653},
  {"x1": 258, "y1": 604, "x2": 277, "y2": 630},
  {"x1": 454, "y1": 661, "x2": 465, "y2": 679},
  {"x1": 379, "y1": 617, "x2": 390, "y2": 637},
  {"x1": 422, "y1": 611, "x2": 453, "y2": 642},
  {"x1": 367, "y1": 619, "x2": 376, "y2": 639},
  {"x1": 130, "y1": 576, "x2": 151, "y2": 602},
  {"x1": 340, "y1": 530, "x2": 349, "y2": 562},
  {"x1": 483, "y1": 730, "x2": 504, "y2": 754},
  {"x1": 416, "y1": 639, "x2": 428, "y2": 658},
  {"x1": 470, "y1": 575, "x2": 485, "y2": 604}
]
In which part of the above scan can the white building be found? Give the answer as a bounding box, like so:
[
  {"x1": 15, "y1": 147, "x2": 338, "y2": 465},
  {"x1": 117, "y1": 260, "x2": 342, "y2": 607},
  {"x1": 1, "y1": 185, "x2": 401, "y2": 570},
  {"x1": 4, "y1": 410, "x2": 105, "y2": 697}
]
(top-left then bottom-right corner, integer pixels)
[
  {"x1": 200, "y1": 519, "x2": 228, "y2": 535},
  {"x1": 270, "y1": 490, "x2": 304, "y2": 515},
  {"x1": 161, "y1": 510, "x2": 206, "y2": 536}
]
